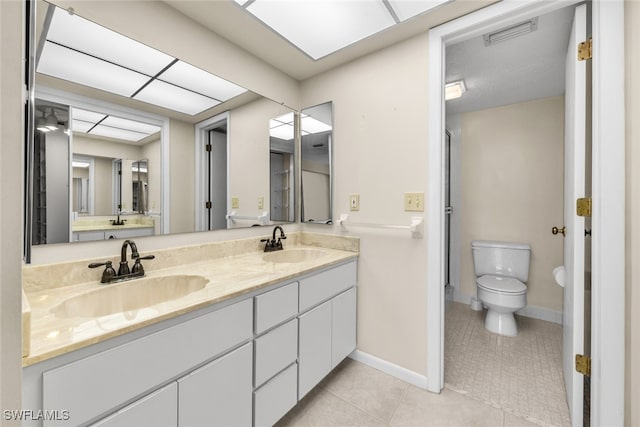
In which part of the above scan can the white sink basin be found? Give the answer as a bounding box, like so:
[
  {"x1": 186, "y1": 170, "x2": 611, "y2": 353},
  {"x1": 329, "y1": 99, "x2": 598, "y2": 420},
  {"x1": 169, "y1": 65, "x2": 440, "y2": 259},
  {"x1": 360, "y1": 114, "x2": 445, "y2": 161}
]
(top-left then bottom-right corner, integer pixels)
[
  {"x1": 51, "y1": 275, "x2": 209, "y2": 318},
  {"x1": 263, "y1": 248, "x2": 328, "y2": 264}
]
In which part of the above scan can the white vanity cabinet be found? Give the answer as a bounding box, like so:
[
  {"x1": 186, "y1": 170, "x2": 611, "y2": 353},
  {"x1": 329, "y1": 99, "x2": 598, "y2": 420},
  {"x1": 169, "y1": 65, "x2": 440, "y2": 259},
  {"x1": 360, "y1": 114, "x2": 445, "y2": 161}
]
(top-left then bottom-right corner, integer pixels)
[
  {"x1": 73, "y1": 227, "x2": 154, "y2": 242},
  {"x1": 298, "y1": 262, "x2": 357, "y2": 399},
  {"x1": 23, "y1": 258, "x2": 358, "y2": 427}
]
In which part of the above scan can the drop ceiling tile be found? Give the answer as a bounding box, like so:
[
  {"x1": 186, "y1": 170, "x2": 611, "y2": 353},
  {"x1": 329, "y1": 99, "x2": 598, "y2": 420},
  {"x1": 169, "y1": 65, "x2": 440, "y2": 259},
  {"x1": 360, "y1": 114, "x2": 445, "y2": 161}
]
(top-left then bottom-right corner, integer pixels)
[
  {"x1": 245, "y1": 0, "x2": 395, "y2": 59},
  {"x1": 159, "y1": 60, "x2": 247, "y2": 101},
  {"x1": 47, "y1": 7, "x2": 174, "y2": 76},
  {"x1": 38, "y1": 42, "x2": 150, "y2": 97},
  {"x1": 133, "y1": 80, "x2": 221, "y2": 115}
]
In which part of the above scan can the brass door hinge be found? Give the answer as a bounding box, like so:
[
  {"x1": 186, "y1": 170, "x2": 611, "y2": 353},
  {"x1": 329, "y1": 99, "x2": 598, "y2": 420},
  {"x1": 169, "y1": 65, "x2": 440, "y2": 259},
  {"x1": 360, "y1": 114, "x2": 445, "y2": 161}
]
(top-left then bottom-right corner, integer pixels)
[
  {"x1": 577, "y1": 197, "x2": 592, "y2": 217},
  {"x1": 576, "y1": 354, "x2": 591, "y2": 376},
  {"x1": 206, "y1": 144, "x2": 212, "y2": 152},
  {"x1": 578, "y1": 38, "x2": 592, "y2": 61},
  {"x1": 205, "y1": 201, "x2": 212, "y2": 209}
]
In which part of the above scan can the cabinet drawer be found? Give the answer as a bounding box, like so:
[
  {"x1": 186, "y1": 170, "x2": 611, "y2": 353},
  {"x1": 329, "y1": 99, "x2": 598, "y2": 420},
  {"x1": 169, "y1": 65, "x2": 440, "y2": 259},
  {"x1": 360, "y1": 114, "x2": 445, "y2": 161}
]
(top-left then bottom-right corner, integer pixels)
[
  {"x1": 90, "y1": 383, "x2": 177, "y2": 427},
  {"x1": 255, "y1": 281, "x2": 298, "y2": 334},
  {"x1": 254, "y1": 363, "x2": 298, "y2": 427},
  {"x1": 43, "y1": 298, "x2": 252, "y2": 426},
  {"x1": 299, "y1": 261, "x2": 357, "y2": 312},
  {"x1": 254, "y1": 319, "x2": 298, "y2": 387}
]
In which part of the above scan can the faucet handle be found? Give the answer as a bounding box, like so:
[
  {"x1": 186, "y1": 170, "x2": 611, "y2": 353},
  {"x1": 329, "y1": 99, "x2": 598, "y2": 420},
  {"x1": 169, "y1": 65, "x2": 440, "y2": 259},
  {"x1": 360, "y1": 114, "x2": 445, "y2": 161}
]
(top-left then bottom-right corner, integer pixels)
[
  {"x1": 88, "y1": 260, "x2": 117, "y2": 283},
  {"x1": 132, "y1": 254, "x2": 155, "y2": 275}
]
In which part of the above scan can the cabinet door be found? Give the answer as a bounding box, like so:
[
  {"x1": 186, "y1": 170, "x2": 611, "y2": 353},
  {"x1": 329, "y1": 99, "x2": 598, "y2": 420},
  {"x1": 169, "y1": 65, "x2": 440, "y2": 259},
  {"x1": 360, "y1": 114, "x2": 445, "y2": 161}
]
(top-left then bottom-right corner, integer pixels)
[
  {"x1": 90, "y1": 383, "x2": 177, "y2": 427},
  {"x1": 178, "y1": 343, "x2": 252, "y2": 427},
  {"x1": 332, "y1": 287, "x2": 357, "y2": 368},
  {"x1": 298, "y1": 301, "x2": 332, "y2": 399}
]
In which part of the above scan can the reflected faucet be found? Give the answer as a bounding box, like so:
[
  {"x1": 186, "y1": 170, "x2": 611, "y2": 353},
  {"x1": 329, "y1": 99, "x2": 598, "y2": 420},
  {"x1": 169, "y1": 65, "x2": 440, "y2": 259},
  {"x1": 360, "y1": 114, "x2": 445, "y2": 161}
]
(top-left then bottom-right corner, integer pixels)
[
  {"x1": 111, "y1": 211, "x2": 127, "y2": 226},
  {"x1": 261, "y1": 226, "x2": 287, "y2": 252},
  {"x1": 89, "y1": 239, "x2": 155, "y2": 284}
]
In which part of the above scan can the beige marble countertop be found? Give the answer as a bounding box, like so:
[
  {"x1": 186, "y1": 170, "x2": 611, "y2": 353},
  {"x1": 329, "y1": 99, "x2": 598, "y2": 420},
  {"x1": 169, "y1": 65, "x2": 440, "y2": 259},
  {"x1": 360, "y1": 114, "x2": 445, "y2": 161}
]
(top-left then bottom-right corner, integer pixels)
[{"x1": 23, "y1": 236, "x2": 358, "y2": 367}]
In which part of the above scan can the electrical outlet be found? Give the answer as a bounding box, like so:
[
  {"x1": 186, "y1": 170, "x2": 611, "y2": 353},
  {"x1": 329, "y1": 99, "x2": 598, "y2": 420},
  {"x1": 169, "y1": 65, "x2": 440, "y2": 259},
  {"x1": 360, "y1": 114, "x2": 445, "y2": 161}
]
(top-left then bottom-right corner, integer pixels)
[
  {"x1": 258, "y1": 196, "x2": 264, "y2": 210},
  {"x1": 349, "y1": 194, "x2": 360, "y2": 211},
  {"x1": 231, "y1": 197, "x2": 239, "y2": 209},
  {"x1": 404, "y1": 192, "x2": 424, "y2": 212}
]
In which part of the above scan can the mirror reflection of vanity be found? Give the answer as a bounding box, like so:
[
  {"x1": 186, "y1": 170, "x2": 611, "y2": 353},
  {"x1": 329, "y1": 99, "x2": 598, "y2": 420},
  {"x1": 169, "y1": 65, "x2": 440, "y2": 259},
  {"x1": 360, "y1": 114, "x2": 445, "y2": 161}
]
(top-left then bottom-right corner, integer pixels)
[{"x1": 27, "y1": 0, "x2": 299, "y2": 252}]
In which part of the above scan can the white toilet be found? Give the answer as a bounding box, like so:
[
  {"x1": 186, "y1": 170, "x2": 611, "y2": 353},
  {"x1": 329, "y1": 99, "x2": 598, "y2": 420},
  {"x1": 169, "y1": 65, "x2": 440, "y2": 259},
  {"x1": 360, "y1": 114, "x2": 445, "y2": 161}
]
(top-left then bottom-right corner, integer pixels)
[{"x1": 471, "y1": 240, "x2": 531, "y2": 337}]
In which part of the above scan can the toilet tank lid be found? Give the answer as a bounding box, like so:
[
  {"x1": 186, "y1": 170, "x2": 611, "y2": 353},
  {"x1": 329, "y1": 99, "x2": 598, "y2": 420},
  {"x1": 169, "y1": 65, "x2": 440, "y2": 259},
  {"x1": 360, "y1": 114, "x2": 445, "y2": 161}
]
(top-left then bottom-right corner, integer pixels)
[{"x1": 471, "y1": 240, "x2": 531, "y2": 251}]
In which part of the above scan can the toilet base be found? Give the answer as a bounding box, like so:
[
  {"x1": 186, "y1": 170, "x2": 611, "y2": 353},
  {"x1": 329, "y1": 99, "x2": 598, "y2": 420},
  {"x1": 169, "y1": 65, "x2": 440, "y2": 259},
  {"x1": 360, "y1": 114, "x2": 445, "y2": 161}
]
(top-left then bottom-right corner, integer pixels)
[{"x1": 484, "y1": 309, "x2": 518, "y2": 337}]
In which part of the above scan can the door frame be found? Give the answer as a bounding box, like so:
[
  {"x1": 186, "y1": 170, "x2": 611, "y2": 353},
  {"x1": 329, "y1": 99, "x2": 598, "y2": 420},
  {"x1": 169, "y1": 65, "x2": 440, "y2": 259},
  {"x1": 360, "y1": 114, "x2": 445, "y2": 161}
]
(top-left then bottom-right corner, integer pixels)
[
  {"x1": 426, "y1": 1, "x2": 625, "y2": 425},
  {"x1": 194, "y1": 112, "x2": 230, "y2": 231}
]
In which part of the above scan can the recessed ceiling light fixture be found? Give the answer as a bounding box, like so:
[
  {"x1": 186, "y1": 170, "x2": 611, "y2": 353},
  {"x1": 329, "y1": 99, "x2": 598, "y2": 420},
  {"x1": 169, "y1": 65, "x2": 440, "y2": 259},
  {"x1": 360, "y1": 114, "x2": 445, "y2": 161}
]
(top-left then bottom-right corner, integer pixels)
[
  {"x1": 445, "y1": 80, "x2": 466, "y2": 101},
  {"x1": 233, "y1": 0, "x2": 449, "y2": 60},
  {"x1": 483, "y1": 17, "x2": 538, "y2": 47}
]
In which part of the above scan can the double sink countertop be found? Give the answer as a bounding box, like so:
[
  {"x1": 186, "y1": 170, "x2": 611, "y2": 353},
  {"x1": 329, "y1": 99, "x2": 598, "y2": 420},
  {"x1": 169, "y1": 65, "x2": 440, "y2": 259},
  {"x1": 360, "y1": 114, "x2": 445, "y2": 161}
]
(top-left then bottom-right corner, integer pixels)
[{"x1": 22, "y1": 232, "x2": 359, "y2": 367}]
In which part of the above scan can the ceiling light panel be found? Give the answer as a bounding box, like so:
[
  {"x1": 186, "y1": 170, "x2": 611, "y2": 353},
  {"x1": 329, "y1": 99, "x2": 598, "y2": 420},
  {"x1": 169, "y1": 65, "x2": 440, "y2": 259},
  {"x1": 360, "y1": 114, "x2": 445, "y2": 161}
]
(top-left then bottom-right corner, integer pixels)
[
  {"x1": 159, "y1": 61, "x2": 247, "y2": 101},
  {"x1": 133, "y1": 80, "x2": 221, "y2": 115},
  {"x1": 90, "y1": 125, "x2": 150, "y2": 142},
  {"x1": 39, "y1": 42, "x2": 150, "y2": 97},
  {"x1": 301, "y1": 116, "x2": 332, "y2": 134},
  {"x1": 47, "y1": 7, "x2": 174, "y2": 76},
  {"x1": 387, "y1": 0, "x2": 449, "y2": 21},
  {"x1": 245, "y1": 0, "x2": 396, "y2": 59},
  {"x1": 270, "y1": 124, "x2": 295, "y2": 140},
  {"x1": 72, "y1": 119, "x2": 98, "y2": 133},
  {"x1": 71, "y1": 108, "x2": 107, "y2": 124},
  {"x1": 100, "y1": 116, "x2": 162, "y2": 135}
]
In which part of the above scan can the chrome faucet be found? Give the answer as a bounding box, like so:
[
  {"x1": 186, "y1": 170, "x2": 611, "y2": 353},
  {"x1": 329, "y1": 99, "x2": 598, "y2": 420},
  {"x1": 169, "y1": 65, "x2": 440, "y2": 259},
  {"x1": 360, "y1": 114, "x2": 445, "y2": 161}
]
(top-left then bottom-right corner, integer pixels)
[
  {"x1": 89, "y1": 239, "x2": 155, "y2": 284},
  {"x1": 261, "y1": 226, "x2": 287, "y2": 252}
]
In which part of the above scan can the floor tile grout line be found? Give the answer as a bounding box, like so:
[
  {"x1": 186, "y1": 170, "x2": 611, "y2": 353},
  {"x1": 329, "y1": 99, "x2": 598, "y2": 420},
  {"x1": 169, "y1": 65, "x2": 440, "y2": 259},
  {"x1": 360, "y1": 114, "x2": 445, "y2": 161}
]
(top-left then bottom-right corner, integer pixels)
[{"x1": 323, "y1": 387, "x2": 391, "y2": 425}]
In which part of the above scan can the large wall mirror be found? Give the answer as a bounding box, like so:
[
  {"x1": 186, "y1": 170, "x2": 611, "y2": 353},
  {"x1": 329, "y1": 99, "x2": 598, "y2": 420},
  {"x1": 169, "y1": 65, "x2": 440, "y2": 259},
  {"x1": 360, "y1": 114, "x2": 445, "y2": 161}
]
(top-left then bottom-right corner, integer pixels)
[
  {"x1": 300, "y1": 102, "x2": 333, "y2": 224},
  {"x1": 25, "y1": 0, "x2": 296, "y2": 258}
]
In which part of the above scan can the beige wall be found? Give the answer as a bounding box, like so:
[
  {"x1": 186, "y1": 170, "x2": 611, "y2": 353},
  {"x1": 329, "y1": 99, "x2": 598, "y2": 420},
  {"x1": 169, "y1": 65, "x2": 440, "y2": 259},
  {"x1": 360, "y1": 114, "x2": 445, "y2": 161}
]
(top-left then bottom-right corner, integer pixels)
[
  {"x1": 625, "y1": 1, "x2": 640, "y2": 425},
  {"x1": 460, "y1": 97, "x2": 565, "y2": 313},
  {"x1": 169, "y1": 119, "x2": 195, "y2": 233},
  {"x1": 94, "y1": 156, "x2": 113, "y2": 215},
  {"x1": 301, "y1": 33, "x2": 430, "y2": 375},
  {"x1": 0, "y1": 0, "x2": 24, "y2": 420}
]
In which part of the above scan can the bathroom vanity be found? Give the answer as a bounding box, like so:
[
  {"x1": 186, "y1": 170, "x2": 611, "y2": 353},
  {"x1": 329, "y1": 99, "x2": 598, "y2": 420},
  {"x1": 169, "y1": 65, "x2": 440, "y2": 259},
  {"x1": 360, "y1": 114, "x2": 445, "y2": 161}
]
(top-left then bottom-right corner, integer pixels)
[{"x1": 22, "y1": 234, "x2": 358, "y2": 427}]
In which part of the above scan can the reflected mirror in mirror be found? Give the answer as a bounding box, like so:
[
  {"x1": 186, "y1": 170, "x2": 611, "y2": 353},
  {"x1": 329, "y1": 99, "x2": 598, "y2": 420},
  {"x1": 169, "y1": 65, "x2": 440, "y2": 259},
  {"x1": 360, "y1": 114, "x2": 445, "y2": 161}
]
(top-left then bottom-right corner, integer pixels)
[
  {"x1": 269, "y1": 112, "x2": 295, "y2": 222},
  {"x1": 300, "y1": 102, "x2": 333, "y2": 224},
  {"x1": 27, "y1": 1, "x2": 296, "y2": 253}
]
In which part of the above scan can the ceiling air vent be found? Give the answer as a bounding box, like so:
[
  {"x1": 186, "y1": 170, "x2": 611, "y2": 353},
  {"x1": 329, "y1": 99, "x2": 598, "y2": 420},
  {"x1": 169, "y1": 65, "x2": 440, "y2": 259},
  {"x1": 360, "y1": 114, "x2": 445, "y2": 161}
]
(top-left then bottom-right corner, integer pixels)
[{"x1": 483, "y1": 17, "x2": 538, "y2": 47}]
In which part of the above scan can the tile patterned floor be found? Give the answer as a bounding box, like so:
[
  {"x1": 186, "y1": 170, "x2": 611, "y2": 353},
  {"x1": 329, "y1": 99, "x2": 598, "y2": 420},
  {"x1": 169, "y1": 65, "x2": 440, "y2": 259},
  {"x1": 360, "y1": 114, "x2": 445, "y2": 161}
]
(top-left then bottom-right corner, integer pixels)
[
  {"x1": 276, "y1": 357, "x2": 544, "y2": 427},
  {"x1": 444, "y1": 302, "x2": 571, "y2": 427},
  {"x1": 276, "y1": 302, "x2": 570, "y2": 427}
]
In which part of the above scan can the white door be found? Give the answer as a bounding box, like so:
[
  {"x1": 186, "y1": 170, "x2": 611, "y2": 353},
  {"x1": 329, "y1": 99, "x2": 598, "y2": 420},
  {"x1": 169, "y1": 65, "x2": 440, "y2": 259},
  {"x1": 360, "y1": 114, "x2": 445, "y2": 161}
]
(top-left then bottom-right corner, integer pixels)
[{"x1": 562, "y1": 4, "x2": 586, "y2": 426}]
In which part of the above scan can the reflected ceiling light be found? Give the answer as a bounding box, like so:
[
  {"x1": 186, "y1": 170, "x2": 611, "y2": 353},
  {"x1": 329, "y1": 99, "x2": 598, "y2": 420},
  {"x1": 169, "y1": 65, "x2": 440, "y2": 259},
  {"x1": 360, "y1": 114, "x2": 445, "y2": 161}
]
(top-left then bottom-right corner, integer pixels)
[
  {"x1": 270, "y1": 112, "x2": 295, "y2": 140},
  {"x1": 37, "y1": 112, "x2": 50, "y2": 132},
  {"x1": 235, "y1": 0, "x2": 448, "y2": 60},
  {"x1": 45, "y1": 109, "x2": 59, "y2": 130},
  {"x1": 72, "y1": 160, "x2": 91, "y2": 168},
  {"x1": 445, "y1": 80, "x2": 466, "y2": 101},
  {"x1": 38, "y1": 6, "x2": 247, "y2": 116}
]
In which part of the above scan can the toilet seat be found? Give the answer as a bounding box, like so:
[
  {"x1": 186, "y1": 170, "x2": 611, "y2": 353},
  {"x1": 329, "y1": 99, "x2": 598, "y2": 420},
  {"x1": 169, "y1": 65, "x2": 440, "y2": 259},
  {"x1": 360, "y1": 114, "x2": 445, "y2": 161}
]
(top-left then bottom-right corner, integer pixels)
[{"x1": 477, "y1": 275, "x2": 527, "y2": 294}]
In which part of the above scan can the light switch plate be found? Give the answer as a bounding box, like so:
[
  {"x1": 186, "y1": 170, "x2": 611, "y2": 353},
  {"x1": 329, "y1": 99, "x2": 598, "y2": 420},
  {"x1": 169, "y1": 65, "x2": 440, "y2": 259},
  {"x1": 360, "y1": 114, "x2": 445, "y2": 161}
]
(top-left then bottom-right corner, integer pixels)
[
  {"x1": 350, "y1": 194, "x2": 360, "y2": 211},
  {"x1": 258, "y1": 196, "x2": 264, "y2": 210},
  {"x1": 231, "y1": 197, "x2": 239, "y2": 209},
  {"x1": 404, "y1": 192, "x2": 424, "y2": 212}
]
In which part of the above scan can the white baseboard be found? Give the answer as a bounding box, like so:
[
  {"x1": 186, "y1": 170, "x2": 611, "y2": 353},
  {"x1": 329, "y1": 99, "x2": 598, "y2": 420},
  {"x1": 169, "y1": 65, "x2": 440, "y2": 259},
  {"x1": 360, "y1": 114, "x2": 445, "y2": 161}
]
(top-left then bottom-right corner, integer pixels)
[
  {"x1": 349, "y1": 350, "x2": 428, "y2": 390},
  {"x1": 452, "y1": 290, "x2": 562, "y2": 324}
]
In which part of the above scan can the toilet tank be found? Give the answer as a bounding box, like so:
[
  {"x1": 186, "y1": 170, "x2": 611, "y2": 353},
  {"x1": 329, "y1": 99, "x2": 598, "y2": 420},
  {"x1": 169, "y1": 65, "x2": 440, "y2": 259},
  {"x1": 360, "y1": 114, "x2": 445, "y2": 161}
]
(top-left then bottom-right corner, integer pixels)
[{"x1": 471, "y1": 240, "x2": 531, "y2": 282}]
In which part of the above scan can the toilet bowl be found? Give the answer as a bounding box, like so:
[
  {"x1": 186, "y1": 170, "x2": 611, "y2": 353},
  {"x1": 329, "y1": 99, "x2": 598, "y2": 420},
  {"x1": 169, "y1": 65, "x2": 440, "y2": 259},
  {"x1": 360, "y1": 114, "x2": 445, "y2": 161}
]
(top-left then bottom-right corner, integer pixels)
[
  {"x1": 476, "y1": 275, "x2": 527, "y2": 336},
  {"x1": 472, "y1": 240, "x2": 531, "y2": 337}
]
